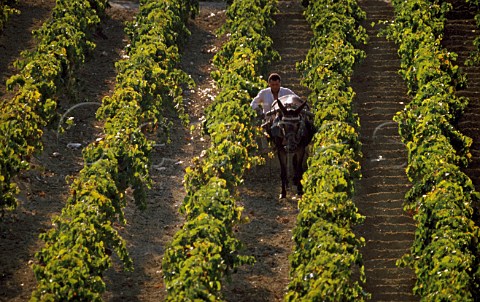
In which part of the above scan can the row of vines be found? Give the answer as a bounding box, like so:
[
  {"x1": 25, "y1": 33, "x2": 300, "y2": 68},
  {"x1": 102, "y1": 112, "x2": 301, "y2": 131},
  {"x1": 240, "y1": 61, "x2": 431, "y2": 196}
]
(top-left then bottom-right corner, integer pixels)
[
  {"x1": 31, "y1": 0, "x2": 198, "y2": 300},
  {"x1": 161, "y1": 0, "x2": 279, "y2": 300},
  {"x1": 284, "y1": 0, "x2": 369, "y2": 300},
  {"x1": 0, "y1": 0, "x2": 18, "y2": 31},
  {"x1": 0, "y1": 0, "x2": 109, "y2": 210},
  {"x1": 383, "y1": 0, "x2": 480, "y2": 300}
]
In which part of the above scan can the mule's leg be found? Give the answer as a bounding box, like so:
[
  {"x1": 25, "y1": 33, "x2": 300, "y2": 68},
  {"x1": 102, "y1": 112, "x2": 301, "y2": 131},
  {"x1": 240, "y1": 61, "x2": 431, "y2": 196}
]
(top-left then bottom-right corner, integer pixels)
[
  {"x1": 293, "y1": 148, "x2": 306, "y2": 195},
  {"x1": 292, "y1": 153, "x2": 300, "y2": 186},
  {"x1": 278, "y1": 148, "x2": 288, "y2": 199}
]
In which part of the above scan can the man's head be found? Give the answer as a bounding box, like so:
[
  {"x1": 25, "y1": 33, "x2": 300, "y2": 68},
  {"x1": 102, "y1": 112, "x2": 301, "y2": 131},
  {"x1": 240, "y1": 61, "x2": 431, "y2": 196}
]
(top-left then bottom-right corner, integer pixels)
[{"x1": 268, "y1": 73, "x2": 281, "y2": 93}]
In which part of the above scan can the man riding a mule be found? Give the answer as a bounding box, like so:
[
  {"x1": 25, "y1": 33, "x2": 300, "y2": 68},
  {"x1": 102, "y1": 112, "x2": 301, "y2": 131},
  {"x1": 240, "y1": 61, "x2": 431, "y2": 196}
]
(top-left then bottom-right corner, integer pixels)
[{"x1": 251, "y1": 73, "x2": 315, "y2": 199}]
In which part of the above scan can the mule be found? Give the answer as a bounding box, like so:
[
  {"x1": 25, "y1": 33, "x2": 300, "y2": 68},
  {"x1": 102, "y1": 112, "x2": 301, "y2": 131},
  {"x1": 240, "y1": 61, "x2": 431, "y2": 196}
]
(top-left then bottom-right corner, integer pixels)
[{"x1": 264, "y1": 94, "x2": 314, "y2": 199}]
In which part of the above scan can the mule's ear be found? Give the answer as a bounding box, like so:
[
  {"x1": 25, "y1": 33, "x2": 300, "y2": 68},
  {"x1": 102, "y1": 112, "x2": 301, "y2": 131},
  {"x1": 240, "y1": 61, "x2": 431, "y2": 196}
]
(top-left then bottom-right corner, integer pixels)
[
  {"x1": 294, "y1": 101, "x2": 307, "y2": 115},
  {"x1": 277, "y1": 99, "x2": 287, "y2": 114}
]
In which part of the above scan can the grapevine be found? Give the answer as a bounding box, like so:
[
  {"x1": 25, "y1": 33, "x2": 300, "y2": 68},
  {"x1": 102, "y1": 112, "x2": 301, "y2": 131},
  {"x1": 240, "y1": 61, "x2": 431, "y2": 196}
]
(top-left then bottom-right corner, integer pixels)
[
  {"x1": 0, "y1": 0, "x2": 109, "y2": 210},
  {"x1": 162, "y1": 0, "x2": 279, "y2": 300},
  {"x1": 383, "y1": 0, "x2": 480, "y2": 299},
  {"x1": 285, "y1": 0, "x2": 369, "y2": 300}
]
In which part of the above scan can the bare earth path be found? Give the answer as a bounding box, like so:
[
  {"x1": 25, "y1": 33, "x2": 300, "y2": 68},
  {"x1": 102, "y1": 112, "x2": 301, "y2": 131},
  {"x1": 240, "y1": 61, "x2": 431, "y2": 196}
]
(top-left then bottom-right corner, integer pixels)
[{"x1": 351, "y1": 1, "x2": 417, "y2": 301}]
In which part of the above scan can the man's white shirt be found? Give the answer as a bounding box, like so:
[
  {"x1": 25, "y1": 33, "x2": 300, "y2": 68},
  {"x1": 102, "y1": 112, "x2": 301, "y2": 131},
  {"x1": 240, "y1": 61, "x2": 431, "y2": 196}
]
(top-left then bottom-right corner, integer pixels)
[{"x1": 250, "y1": 87, "x2": 296, "y2": 114}]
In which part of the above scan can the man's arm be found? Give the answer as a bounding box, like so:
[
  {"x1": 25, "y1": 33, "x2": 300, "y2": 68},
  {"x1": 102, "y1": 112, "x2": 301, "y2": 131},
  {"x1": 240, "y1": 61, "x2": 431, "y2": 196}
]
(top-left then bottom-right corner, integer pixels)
[
  {"x1": 251, "y1": 89, "x2": 266, "y2": 117},
  {"x1": 250, "y1": 90, "x2": 264, "y2": 110}
]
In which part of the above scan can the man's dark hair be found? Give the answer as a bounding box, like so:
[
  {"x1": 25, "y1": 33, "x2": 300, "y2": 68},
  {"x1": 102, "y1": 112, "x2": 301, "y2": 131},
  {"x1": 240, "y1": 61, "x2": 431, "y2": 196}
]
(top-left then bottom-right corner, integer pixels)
[{"x1": 268, "y1": 73, "x2": 281, "y2": 82}]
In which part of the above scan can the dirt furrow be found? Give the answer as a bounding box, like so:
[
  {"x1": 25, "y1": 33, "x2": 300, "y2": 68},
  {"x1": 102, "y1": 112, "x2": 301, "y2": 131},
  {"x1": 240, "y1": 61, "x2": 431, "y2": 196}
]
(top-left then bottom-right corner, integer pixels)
[{"x1": 351, "y1": 0, "x2": 417, "y2": 301}]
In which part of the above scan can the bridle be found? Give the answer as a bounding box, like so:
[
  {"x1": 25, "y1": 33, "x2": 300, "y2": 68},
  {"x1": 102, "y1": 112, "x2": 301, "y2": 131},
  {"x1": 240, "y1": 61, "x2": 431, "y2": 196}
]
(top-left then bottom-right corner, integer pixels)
[
  {"x1": 278, "y1": 114, "x2": 304, "y2": 152},
  {"x1": 263, "y1": 95, "x2": 311, "y2": 153}
]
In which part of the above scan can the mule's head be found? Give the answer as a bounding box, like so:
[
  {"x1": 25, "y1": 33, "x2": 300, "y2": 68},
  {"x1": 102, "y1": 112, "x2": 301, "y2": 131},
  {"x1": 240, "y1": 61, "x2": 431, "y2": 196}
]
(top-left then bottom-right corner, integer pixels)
[{"x1": 276, "y1": 100, "x2": 307, "y2": 153}]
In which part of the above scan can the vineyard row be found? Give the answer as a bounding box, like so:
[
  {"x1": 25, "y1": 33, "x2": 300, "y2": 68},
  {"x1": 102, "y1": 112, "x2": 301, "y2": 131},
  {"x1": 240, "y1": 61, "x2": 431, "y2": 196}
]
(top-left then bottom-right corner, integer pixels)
[
  {"x1": 161, "y1": 0, "x2": 278, "y2": 299},
  {"x1": 0, "y1": 0, "x2": 109, "y2": 209},
  {"x1": 285, "y1": 0, "x2": 369, "y2": 300},
  {"x1": 31, "y1": 0, "x2": 198, "y2": 300},
  {"x1": 384, "y1": 0, "x2": 480, "y2": 300}
]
